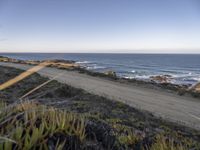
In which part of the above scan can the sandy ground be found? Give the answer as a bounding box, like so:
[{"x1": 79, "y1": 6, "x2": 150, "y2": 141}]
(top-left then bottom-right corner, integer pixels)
[{"x1": 1, "y1": 62, "x2": 200, "y2": 130}]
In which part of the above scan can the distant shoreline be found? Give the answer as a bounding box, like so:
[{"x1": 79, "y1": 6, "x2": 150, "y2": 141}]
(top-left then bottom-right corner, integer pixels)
[
  {"x1": 1, "y1": 53, "x2": 200, "y2": 86},
  {"x1": 0, "y1": 55, "x2": 200, "y2": 98}
]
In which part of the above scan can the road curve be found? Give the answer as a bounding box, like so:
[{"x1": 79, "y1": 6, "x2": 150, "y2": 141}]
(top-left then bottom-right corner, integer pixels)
[{"x1": 1, "y1": 62, "x2": 200, "y2": 130}]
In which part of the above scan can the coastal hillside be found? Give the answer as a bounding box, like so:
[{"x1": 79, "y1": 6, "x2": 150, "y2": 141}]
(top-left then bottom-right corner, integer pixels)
[
  {"x1": 1, "y1": 58, "x2": 200, "y2": 130},
  {"x1": 0, "y1": 66, "x2": 200, "y2": 149}
]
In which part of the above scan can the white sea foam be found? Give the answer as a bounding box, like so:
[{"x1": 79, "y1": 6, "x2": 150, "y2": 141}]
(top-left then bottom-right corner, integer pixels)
[
  {"x1": 76, "y1": 61, "x2": 91, "y2": 64},
  {"x1": 124, "y1": 74, "x2": 152, "y2": 80},
  {"x1": 124, "y1": 76, "x2": 135, "y2": 79},
  {"x1": 135, "y1": 75, "x2": 152, "y2": 79},
  {"x1": 131, "y1": 70, "x2": 136, "y2": 73},
  {"x1": 86, "y1": 65, "x2": 106, "y2": 70},
  {"x1": 192, "y1": 77, "x2": 200, "y2": 81}
]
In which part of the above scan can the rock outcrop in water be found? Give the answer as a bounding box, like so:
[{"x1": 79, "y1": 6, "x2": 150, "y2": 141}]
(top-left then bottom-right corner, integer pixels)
[
  {"x1": 150, "y1": 75, "x2": 172, "y2": 83},
  {"x1": 190, "y1": 82, "x2": 200, "y2": 92},
  {"x1": 104, "y1": 70, "x2": 117, "y2": 78}
]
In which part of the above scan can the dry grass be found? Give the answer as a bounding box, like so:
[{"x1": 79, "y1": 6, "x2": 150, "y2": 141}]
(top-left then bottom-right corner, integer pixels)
[
  {"x1": 20, "y1": 72, "x2": 64, "y2": 99},
  {"x1": 149, "y1": 134, "x2": 186, "y2": 150},
  {"x1": 49, "y1": 62, "x2": 79, "y2": 68}
]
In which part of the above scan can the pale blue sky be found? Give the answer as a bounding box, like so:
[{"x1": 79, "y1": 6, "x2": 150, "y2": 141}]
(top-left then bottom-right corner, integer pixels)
[{"x1": 0, "y1": 0, "x2": 200, "y2": 53}]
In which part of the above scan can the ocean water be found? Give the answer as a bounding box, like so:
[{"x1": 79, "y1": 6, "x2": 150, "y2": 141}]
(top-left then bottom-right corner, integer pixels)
[{"x1": 1, "y1": 53, "x2": 200, "y2": 85}]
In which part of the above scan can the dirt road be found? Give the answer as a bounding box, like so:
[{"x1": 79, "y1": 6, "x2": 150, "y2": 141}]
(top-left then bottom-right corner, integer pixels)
[{"x1": 1, "y1": 62, "x2": 200, "y2": 130}]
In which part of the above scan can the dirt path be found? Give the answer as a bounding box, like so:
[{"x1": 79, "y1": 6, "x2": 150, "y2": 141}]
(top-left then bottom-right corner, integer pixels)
[{"x1": 1, "y1": 62, "x2": 200, "y2": 130}]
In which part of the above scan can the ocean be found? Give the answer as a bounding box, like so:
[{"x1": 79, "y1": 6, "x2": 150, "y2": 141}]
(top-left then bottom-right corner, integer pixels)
[{"x1": 1, "y1": 53, "x2": 200, "y2": 85}]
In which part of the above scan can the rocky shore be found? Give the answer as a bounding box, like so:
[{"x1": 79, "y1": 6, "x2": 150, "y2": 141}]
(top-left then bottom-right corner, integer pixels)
[
  {"x1": 73, "y1": 67, "x2": 200, "y2": 99},
  {"x1": 0, "y1": 55, "x2": 200, "y2": 99}
]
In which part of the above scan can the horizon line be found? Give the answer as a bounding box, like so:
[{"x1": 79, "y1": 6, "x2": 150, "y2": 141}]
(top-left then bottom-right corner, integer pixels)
[{"x1": 0, "y1": 52, "x2": 200, "y2": 55}]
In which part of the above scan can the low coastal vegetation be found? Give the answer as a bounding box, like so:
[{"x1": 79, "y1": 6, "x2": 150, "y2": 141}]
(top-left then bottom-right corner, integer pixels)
[
  {"x1": 0, "y1": 66, "x2": 200, "y2": 149},
  {"x1": 0, "y1": 101, "x2": 86, "y2": 149},
  {"x1": 0, "y1": 101, "x2": 193, "y2": 150}
]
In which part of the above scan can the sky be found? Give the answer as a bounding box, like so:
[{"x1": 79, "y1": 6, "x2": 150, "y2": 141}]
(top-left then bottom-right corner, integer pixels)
[{"x1": 0, "y1": 0, "x2": 200, "y2": 53}]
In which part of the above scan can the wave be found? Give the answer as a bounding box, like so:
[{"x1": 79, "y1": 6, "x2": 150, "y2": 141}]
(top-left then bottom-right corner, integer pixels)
[
  {"x1": 76, "y1": 61, "x2": 92, "y2": 64},
  {"x1": 75, "y1": 59, "x2": 200, "y2": 85},
  {"x1": 123, "y1": 74, "x2": 152, "y2": 80},
  {"x1": 123, "y1": 70, "x2": 200, "y2": 85},
  {"x1": 131, "y1": 70, "x2": 136, "y2": 73},
  {"x1": 86, "y1": 65, "x2": 107, "y2": 70},
  {"x1": 135, "y1": 75, "x2": 152, "y2": 79},
  {"x1": 124, "y1": 76, "x2": 135, "y2": 79},
  {"x1": 191, "y1": 77, "x2": 200, "y2": 82}
]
